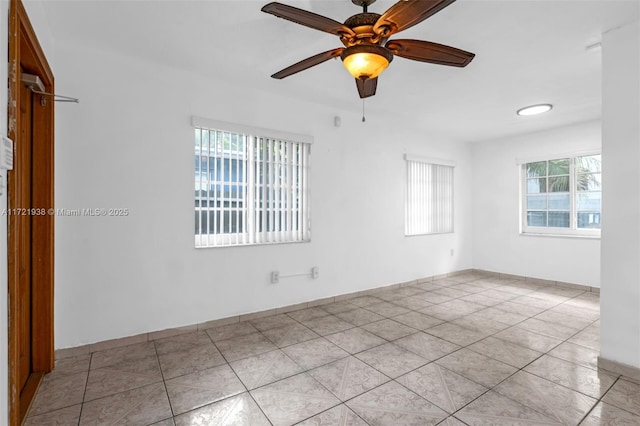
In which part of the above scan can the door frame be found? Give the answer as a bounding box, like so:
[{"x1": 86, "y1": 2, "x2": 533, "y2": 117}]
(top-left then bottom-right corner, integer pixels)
[{"x1": 7, "y1": 0, "x2": 55, "y2": 424}]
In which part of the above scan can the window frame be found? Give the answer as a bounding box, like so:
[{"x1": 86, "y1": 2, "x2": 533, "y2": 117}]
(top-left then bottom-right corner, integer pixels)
[
  {"x1": 404, "y1": 154, "x2": 455, "y2": 236},
  {"x1": 193, "y1": 117, "x2": 312, "y2": 248},
  {"x1": 519, "y1": 151, "x2": 601, "y2": 238}
]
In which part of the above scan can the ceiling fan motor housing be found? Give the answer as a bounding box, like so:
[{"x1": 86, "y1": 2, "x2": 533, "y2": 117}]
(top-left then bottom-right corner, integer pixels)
[
  {"x1": 343, "y1": 13, "x2": 386, "y2": 46},
  {"x1": 351, "y1": 0, "x2": 377, "y2": 6}
]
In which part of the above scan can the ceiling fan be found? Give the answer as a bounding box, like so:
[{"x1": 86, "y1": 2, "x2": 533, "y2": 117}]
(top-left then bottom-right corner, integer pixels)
[{"x1": 261, "y1": 0, "x2": 475, "y2": 99}]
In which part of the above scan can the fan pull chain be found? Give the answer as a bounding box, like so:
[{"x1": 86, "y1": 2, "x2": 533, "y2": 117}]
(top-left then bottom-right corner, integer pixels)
[{"x1": 362, "y1": 100, "x2": 366, "y2": 122}]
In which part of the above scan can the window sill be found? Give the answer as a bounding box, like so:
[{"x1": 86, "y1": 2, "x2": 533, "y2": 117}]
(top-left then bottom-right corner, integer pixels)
[{"x1": 519, "y1": 232, "x2": 600, "y2": 240}]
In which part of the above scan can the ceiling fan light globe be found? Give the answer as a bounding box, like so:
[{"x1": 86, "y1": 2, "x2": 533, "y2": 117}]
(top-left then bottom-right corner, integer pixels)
[{"x1": 341, "y1": 45, "x2": 393, "y2": 79}]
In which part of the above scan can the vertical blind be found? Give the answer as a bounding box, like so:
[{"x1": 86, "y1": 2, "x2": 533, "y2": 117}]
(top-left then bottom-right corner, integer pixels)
[
  {"x1": 405, "y1": 156, "x2": 454, "y2": 235},
  {"x1": 194, "y1": 120, "x2": 311, "y2": 247}
]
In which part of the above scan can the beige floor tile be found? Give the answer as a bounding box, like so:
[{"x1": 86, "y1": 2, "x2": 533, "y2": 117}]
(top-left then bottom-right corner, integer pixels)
[
  {"x1": 153, "y1": 331, "x2": 213, "y2": 355},
  {"x1": 494, "y1": 371, "x2": 597, "y2": 425},
  {"x1": 348, "y1": 295, "x2": 384, "y2": 307},
  {"x1": 28, "y1": 371, "x2": 88, "y2": 416},
  {"x1": 459, "y1": 293, "x2": 504, "y2": 307},
  {"x1": 510, "y1": 295, "x2": 562, "y2": 310},
  {"x1": 173, "y1": 392, "x2": 270, "y2": 426},
  {"x1": 84, "y1": 355, "x2": 163, "y2": 402},
  {"x1": 452, "y1": 316, "x2": 510, "y2": 335},
  {"x1": 602, "y1": 378, "x2": 640, "y2": 416},
  {"x1": 261, "y1": 322, "x2": 319, "y2": 347},
  {"x1": 517, "y1": 318, "x2": 580, "y2": 340},
  {"x1": 296, "y1": 404, "x2": 368, "y2": 426},
  {"x1": 157, "y1": 343, "x2": 226, "y2": 379},
  {"x1": 301, "y1": 315, "x2": 354, "y2": 336},
  {"x1": 424, "y1": 322, "x2": 488, "y2": 346},
  {"x1": 524, "y1": 355, "x2": 616, "y2": 398},
  {"x1": 439, "y1": 416, "x2": 468, "y2": 426},
  {"x1": 548, "y1": 341, "x2": 599, "y2": 370},
  {"x1": 150, "y1": 418, "x2": 175, "y2": 426},
  {"x1": 397, "y1": 363, "x2": 487, "y2": 413},
  {"x1": 581, "y1": 401, "x2": 640, "y2": 425},
  {"x1": 364, "y1": 301, "x2": 411, "y2": 317},
  {"x1": 479, "y1": 289, "x2": 520, "y2": 301},
  {"x1": 355, "y1": 343, "x2": 428, "y2": 378},
  {"x1": 50, "y1": 355, "x2": 91, "y2": 378},
  {"x1": 324, "y1": 327, "x2": 386, "y2": 354},
  {"x1": 79, "y1": 382, "x2": 172, "y2": 425},
  {"x1": 411, "y1": 282, "x2": 443, "y2": 292},
  {"x1": 470, "y1": 307, "x2": 528, "y2": 326},
  {"x1": 392, "y1": 311, "x2": 444, "y2": 330},
  {"x1": 29, "y1": 279, "x2": 608, "y2": 425},
  {"x1": 24, "y1": 404, "x2": 82, "y2": 426},
  {"x1": 467, "y1": 336, "x2": 542, "y2": 369},
  {"x1": 534, "y1": 310, "x2": 595, "y2": 330},
  {"x1": 393, "y1": 332, "x2": 460, "y2": 361},
  {"x1": 251, "y1": 373, "x2": 340, "y2": 426},
  {"x1": 308, "y1": 356, "x2": 389, "y2": 400},
  {"x1": 229, "y1": 349, "x2": 302, "y2": 390},
  {"x1": 90, "y1": 341, "x2": 157, "y2": 370},
  {"x1": 321, "y1": 301, "x2": 359, "y2": 315},
  {"x1": 420, "y1": 300, "x2": 484, "y2": 321},
  {"x1": 435, "y1": 348, "x2": 517, "y2": 388},
  {"x1": 564, "y1": 297, "x2": 600, "y2": 312},
  {"x1": 452, "y1": 283, "x2": 487, "y2": 294},
  {"x1": 205, "y1": 321, "x2": 259, "y2": 342},
  {"x1": 215, "y1": 332, "x2": 277, "y2": 362},
  {"x1": 335, "y1": 308, "x2": 385, "y2": 326},
  {"x1": 549, "y1": 303, "x2": 600, "y2": 321},
  {"x1": 390, "y1": 296, "x2": 434, "y2": 311},
  {"x1": 456, "y1": 390, "x2": 561, "y2": 425},
  {"x1": 567, "y1": 323, "x2": 600, "y2": 350},
  {"x1": 527, "y1": 292, "x2": 571, "y2": 305},
  {"x1": 433, "y1": 287, "x2": 473, "y2": 299},
  {"x1": 373, "y1": 290, "x2": 405, "y2": 302},
  {"x1": 493, "y1": 300, "x2": 546, "y2": 318},
  {"x1": 165, "y1": 364, "x2": 245, "y2": 415},
  {"x1": 361, "y1": 319, "x2": 417, "y2": 341},
  {"x1": 494, "y1": 326, "x2": 563, "y2": 353},
  {"x1": 282, "y1": 337, "x2": 349, "y2": 370},
  {"x1": 347, "y1": 381, "x2": 448, "y2": 426},
  {"x1": 414, "y1": 291, "x2": 455, "y2": 304},
  {"x1": 394, "y1": 286, "x2": 426, "y2": 297},
  {"x1": 286, "y1": 307, "x2": 331, "y2": 322},
  {"x1": 249, "y1": 314, "x2": 297, "y2": 332}
]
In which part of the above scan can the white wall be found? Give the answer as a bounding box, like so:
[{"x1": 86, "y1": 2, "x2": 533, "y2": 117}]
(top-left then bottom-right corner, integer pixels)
[
  {"x1": 52, "y1": 39, "x2": 473, "y2": 349},
  {"x1": 600, "y1": 21, "x2": 640, "y2": 369},
  {"x1": 471, "y1": 121, "x2": 601, "y2": 286},
  {"x1": 1, "y1": 0, "x2": 9, "y2": 421}
]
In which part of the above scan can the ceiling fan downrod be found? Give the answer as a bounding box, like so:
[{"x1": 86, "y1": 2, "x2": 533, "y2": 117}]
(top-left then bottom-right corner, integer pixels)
[{"x1": 352, "y1": 0, "x2": 376, "y2": 13}]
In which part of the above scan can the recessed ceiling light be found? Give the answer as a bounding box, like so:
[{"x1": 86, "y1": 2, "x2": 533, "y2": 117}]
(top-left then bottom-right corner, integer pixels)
[{"x1": 517, "y1": 104, "x2": 553, "y2": 116}]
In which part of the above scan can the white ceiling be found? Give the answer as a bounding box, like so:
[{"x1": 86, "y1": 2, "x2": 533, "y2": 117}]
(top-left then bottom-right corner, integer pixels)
[{"x1": 37, "y1": 0, "x2": 639, "y2": 142}]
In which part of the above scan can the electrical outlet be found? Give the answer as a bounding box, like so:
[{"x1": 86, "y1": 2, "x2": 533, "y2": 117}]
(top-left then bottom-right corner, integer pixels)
[
  {"x1": 271, "y1": 271, "x2": 279, "y2": 284},
  {"x1": 311, "y1": 267, "x2": 319, "y2": 279}
]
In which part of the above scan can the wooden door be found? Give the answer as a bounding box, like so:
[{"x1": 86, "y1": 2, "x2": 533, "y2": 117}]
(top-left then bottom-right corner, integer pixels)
[
  {"x1": 16, "y1": 67, "x2": 34, "y2": 396},
  {"x1": 7, "y1": 0, "x2": 55, "y2": 424}
]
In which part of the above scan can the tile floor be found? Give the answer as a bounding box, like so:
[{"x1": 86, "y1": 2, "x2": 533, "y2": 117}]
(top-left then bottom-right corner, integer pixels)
[{"x1": 24, "y1": 273, "x2": 640, "y2": 425}]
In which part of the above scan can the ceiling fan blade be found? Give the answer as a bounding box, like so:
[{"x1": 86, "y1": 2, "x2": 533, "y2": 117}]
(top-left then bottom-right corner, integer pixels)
[
  {"x1": 356, "y1": 77, "x2": 378, "y2": 98},
  {"x1": 386, "y1": 39, "x2": 475, "y2": 67},
  {"x1": 262, "y1": 2, "x2": 355, "y2": 37},
  {"x1": 374, "y1": 0, "x2": 456, "y2": 36},
  {"x1": 271, "y1": 48, "x2": 344, "y2": 79}
]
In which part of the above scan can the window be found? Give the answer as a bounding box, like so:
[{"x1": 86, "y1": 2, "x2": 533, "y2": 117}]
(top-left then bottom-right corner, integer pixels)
[
  {"x1": 405, "y1": 155, "x2": 455, "y2": 235},
  {"x1": 193, "y1": 117, "x2": 311, "y2": 247},
  {"x1": 521, "y1": 153, "x2": 601, "y2": 236}
]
